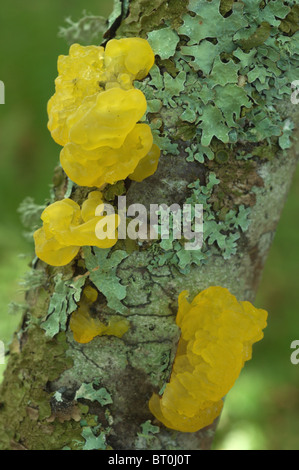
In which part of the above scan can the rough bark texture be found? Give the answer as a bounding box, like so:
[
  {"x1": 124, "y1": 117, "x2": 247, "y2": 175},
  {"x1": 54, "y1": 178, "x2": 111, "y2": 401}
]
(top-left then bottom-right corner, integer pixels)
[{"x1": 0, "y1": 0, "x2": 298, "y2": 450}]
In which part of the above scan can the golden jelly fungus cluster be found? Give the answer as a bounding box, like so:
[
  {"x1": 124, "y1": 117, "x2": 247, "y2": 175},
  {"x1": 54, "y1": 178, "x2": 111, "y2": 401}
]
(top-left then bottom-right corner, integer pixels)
[
  {"x1": 48, "y1": 38, "x2": 160, "y2": 188},
  {"x1": 70, "y1": 286, "x2": 129, "y2": 344},
  {"x1": 34, "y1": 191, "x2": 119, "y2": 266},
  {"x1": 149, "y1": 286, "x2": 268, "y2": 432}
]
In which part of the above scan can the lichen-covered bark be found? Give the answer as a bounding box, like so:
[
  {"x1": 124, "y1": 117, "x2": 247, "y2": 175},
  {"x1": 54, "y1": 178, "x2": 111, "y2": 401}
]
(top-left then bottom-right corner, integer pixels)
[{"x1": 0, "y1": 0, "x2": 299, "y2": 450}]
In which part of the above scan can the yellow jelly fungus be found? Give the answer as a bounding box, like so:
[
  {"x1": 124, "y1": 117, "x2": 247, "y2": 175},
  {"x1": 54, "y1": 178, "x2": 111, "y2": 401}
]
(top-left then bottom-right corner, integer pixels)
[
  {"x1": 104, "y1": 37, "x2": 155, "y2": 80},
  {"x1": 69, "y1": 286, "x2": 130, "y2": 344},
  {"x1": 60, "y1": 123, "x2": 155, "y2": 188},
  {"x1": 129, "y1": 143, "x2": 161, "y2": 182},
  {"x1": 34, "y1": 191, "x2": 120, "y2": 267},
  {"x1": 149, "y1": 286, "x2": 268, "y2": 432},
  {"x1": 47, "y1": 44, "x2": 105, "y2": 147},
  {"x1": 67, "y1": 88, "x2": 147, "y2": 150},
  {"x1": 47, "y1": 37, "x2": 160, "y2": 188}
]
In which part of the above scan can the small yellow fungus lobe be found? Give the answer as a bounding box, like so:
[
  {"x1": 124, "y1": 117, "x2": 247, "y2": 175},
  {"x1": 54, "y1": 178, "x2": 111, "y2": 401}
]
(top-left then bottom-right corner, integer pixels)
[
  {"x1": 33, "y1": 191, "x2": 119, "y2": 267},
  {"x1": 67, "y1": 88, "x2": 147, "y2": 150},
  {"x1": 47, "y1": 38, "x2": 160, "y2": 188},
  {"x1": 149, "y1": 286, "x2": 268, "y2": 432},
  {"x1": 128, "y1": 143, "x2": 161, "y2": 182},
  {"x1": 47, "y1": 44, "x2": 105, "y2": 147},
  {"x1": 70, "y1": 286, "x2": 130, "y2": 344},
  {"x1": 104, "y1": 37, "x2": 155, "y2": 80},
  {"x1": 60, "y1": 123, "x2": 154, "y2": 188}
]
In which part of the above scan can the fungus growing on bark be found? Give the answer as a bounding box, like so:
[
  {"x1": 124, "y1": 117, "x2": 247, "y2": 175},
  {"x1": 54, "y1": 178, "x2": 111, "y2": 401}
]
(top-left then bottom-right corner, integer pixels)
[
  {"x1": 47, "y1": 38, "x2": 160, "y2": 188},
  {"x1": 149, "y1": 286, "x2": 268, "y2": 432},
  {"x1": 34, "y1": 192, "x2": 119, "y2": 266},
  {"x1": 70, "y1": 286, "x2": 130, "y2": 344}
]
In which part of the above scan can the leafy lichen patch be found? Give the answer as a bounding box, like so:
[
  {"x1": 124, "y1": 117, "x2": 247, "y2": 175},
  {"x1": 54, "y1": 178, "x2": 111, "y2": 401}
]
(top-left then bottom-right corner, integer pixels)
[{"x1": 121, "y1": 0, "x2": 299, "y2": 274}]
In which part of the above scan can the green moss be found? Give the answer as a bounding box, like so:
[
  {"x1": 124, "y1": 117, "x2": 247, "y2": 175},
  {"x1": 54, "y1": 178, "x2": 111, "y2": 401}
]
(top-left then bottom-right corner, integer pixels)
[
  {"x1": 117, "y1": 0, "x2": 188, "y2": 38},
  {"x1": 29, "y1": 287, "x2": 51, "y2": 319},
  {"x1": 220, "y1": 0, "x2": 234, "y2": 16},
  {"x1": 239, "y1": 21, "x2": 272, "y2": 52},
  {"x1": 279, "y1": 4, "x2": 299, "y2": 35},
  {"x1": 104, "y1": 180, "x2": 126, "y2": 202},
  {"x1": 0, "y1": 326, "x2": 80, "y2": 450},
  {"x1": 215, "y1": 150, "x2": 229, "y2": 164}
]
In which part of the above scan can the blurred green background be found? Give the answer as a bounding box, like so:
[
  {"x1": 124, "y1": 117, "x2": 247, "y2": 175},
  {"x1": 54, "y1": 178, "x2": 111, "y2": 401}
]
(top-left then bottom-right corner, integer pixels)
[{"x1": 0, "y1": 0, "x2": 298, "y2": 451}]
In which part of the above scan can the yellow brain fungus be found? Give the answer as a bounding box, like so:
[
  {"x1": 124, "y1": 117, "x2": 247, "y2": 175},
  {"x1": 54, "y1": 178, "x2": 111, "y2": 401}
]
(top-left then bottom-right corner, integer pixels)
[
  {"x1": 149, "y1": 286, "x2": 268, "y2": 432},
  {"x1": 70, "y1": 286, "x2": 130, "y2": 344},
  {"x1": 34, "y1": 191, "x2": 119, "y2": 266},
  {"x1": 67, "y1": 88, "x2": 147, "y2": 150},
  {"x1": 47, "y1": 38, "x2": 160, "y2": 188},
  {"x1": 47, "y1": 44, "x2": 105, "y2": 146},
  {"x1": 128, "y1": 143, "x2": 161, "y2": 183},
  {"x1": 104, "y1": 37, "x2": 155, "y2": 81},
  {"x1": 60, "y1": 123, "x2": 154, "y2": 188}
]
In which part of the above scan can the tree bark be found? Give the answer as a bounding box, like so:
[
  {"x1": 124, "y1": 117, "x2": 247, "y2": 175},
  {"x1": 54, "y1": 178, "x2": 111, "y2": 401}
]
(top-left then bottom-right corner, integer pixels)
[{"x1": 0, "y1": 0, "x2": 298, "y2": 450}]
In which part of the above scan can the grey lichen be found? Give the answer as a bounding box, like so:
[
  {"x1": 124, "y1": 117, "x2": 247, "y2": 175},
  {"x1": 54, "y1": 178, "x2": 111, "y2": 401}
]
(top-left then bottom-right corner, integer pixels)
[
  {"x1": 41, "y1": 274, "x2": 86, "y2": 338},
  {"x1": 119, "y1": 0, "x2": 299, "y2": 274}
]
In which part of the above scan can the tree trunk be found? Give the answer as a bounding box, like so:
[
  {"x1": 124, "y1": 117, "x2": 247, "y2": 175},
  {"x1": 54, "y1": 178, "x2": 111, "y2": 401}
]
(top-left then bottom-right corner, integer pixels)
[{"x1": 0, "y1": 0, "x2": 298, "y2": 450}]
